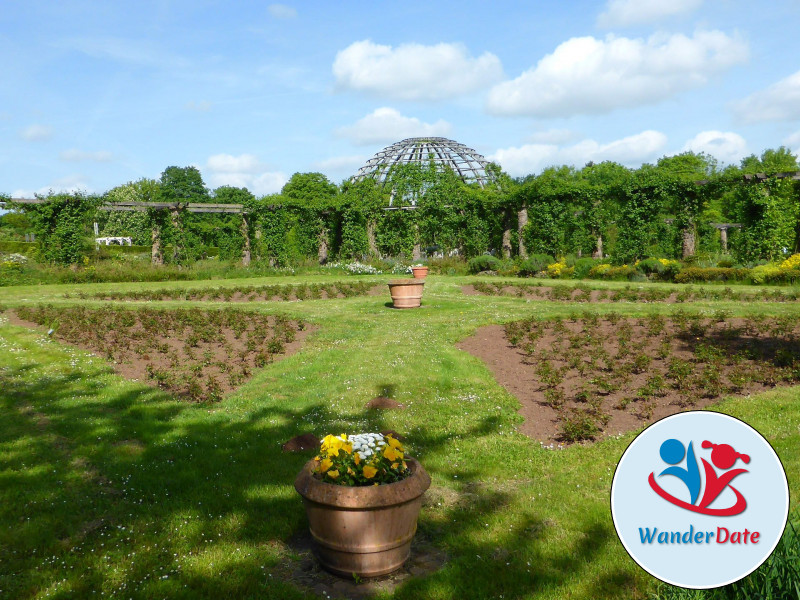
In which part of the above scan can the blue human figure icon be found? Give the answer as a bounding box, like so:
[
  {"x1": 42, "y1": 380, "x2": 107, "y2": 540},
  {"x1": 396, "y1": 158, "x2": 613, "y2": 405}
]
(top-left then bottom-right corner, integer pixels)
[{"x1": 658, "y1": 438, "x2": 701, "y2": 505}]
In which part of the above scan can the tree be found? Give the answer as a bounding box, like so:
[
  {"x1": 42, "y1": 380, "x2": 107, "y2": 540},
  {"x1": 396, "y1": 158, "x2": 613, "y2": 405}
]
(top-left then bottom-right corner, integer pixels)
[
  {"x1": 212, "y1": 186, "x2": 256, "y2": 262},
  {"x1": 159, "y1": 166, "x2": 210, "y2": 262},
  {"x1": 281, "y1": 172, "x2": 338, "y2": 205}
]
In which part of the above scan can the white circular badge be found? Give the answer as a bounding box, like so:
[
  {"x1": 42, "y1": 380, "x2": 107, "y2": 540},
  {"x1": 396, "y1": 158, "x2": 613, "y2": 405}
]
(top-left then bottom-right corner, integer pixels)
[{"x1": 611, "y1": 411, "x2": 789, "y2": 589}]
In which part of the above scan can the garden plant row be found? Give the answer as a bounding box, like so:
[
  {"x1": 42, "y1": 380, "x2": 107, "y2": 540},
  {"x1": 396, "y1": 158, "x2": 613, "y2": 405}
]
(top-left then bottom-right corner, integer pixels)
[
  {"x1": 68, "y1": 281, "x2": 380, "y2": 302},
  {"x1": 469, "y1": 281, "x2": 800, "y2": 303},
  {"x1": 502, "y1": 311, "x2": 800, "y2": 442},
  {"x1": 14, "y1": 304, "x2": 307, "y2": 402}
]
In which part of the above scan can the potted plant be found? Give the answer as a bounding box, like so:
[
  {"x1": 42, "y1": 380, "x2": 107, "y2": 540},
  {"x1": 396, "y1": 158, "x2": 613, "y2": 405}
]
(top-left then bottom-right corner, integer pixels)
[
  {"x1": 387, "y1": 279, "x2": 425, "y2": 308},
  {"x1": 294, "y1": 433, "x2": 430, "y2": 577},
  {"x1": 410, "y1": 264, "x2": 429, "y2": 279}
]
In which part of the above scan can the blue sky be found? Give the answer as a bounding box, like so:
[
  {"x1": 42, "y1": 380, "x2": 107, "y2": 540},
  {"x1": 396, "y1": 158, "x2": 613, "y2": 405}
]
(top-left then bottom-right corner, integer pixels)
[{"x1": 3, "y1": 0, "x2": 800, "y2": 198}]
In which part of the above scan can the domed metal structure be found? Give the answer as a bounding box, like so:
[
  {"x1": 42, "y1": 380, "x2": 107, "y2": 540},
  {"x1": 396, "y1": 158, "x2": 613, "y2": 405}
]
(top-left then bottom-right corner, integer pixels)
[{"x1": 351, "y1": 137, "x2": 496, "y2": 189}]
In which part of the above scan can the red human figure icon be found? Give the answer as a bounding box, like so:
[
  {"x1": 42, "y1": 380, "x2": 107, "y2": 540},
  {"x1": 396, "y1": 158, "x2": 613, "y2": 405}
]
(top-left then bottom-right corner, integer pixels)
[{"x1": 698, "y1": 441, "x2": 750, "y2": 511}]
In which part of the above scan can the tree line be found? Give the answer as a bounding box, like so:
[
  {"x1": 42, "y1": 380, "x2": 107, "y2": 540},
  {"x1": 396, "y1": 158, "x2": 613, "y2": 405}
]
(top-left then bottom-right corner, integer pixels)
[{"x1": 2, "y1": 148, "x2": 799, "y2": 266}]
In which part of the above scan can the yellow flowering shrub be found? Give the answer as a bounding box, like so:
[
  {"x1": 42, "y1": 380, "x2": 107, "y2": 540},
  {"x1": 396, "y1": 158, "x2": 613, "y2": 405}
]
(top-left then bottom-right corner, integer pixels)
[
  {"x1": 780, "y1": 254, "x2": 800, "y2": 270},
  {"x1": 546, "y1": 262, "x2": 567, "y2": 278},
  {"x1": 588, "y1": 263, "x2": 612, "y2": 277},
  {"x1": 313, "y1": 433, "x2": 410, "y2": 486}
]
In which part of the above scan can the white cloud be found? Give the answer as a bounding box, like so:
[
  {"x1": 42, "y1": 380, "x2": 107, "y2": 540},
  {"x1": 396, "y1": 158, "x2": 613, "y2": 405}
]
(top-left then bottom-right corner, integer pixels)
[
  {"x1": 597, "y1": 0, "x2": 703, "y2": 28},
  {"x1": 205, "y1": 153, "x2": 287, "y2": 195},
  {"x1": 489, "y1": 130, "x2": 667, "y2": 177},
  {"x1": 268, "y1": 4, "x2": 297, "y2": 18},
  {"x1": 336, "y1": 107, "x2": 451, "y2": 145},
  {"x1": 732, "y1": 70, "x2": 800, "y2": 123},
  {"x1": 487, "y1": 31, "x2": 748, "y2": 118},
  {"x1": 333, "y1": 40, "x2": 503, "y2": 101},
  {"x1": 20, "y1": 124, "x2": 53, "y2": 141},
  {"x1": 60, "y1": 149, "x2": 113, "y2": 162},
  {"x1": 681, "y1": 130, "x2": 747, "y2": 164}
]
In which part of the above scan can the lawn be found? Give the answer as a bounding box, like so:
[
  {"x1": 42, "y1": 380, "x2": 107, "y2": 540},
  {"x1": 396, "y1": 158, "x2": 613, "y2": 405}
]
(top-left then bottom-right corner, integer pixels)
[{"x1": 1, "y1": 275, "x2": 798, "y2": 599}]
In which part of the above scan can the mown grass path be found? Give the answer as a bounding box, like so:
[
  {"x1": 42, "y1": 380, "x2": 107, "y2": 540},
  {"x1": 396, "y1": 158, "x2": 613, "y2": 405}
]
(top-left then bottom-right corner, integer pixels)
[{"x1": 1, "y1": 276, "x2": 798, "y2": 599}]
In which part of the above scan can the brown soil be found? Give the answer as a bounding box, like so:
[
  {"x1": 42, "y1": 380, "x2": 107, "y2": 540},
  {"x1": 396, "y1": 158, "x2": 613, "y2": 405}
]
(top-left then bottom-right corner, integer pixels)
[
  {"x1": 365, "y1": 397, "x2": 405, "y2": 410},
  {"x1": 458, "y1": 315, "x2": 800, "y2": 444},
  {"x1": 9, "y1": 306, "x2": 311, "y2": 402},
  {"x1": 282, "y1": 433, "x2": 321, "y2": 453}
]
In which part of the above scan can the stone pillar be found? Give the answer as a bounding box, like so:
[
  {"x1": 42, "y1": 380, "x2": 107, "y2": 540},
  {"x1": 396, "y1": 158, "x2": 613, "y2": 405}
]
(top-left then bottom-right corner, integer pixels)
[
  {"x1": 682, "y1": 224, "x2": 697, "y2": 259},
  {"x1": 501, "y1": 209, "x2": 512, "y2": 259},
  {"x1": 517, "y1": 207, "x2": 528, "y2": 258},
  {"x1": 719, "y1": 227, "x2": 728, "y2": 253},
  {"x1": 318, "y1": 226, "x2": 329, "y2": 265},
  {"x1": 241, "y1": 214, "x2": 251, "y2": 267},
  {"x1": 592, "y1": 234, "x2": 603, "y2": 259},
  {"x1": 412, "y1": 222, "x2": 421, "y2": 261},
  {"x1": 170, "y1": 206, "x2": 182, "y2": 262},
  {"x1": 367, "y1": 220, "x2": 380, "y2": 259},
  {"x1": 151, "y1": 220, "x2": 163, "y2": 265}
]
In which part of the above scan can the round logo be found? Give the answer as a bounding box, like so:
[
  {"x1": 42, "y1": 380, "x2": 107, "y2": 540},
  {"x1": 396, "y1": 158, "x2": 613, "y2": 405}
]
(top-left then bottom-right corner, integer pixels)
[{"x1": 610, "y1": 411, "x2": 789, "y2": 589}]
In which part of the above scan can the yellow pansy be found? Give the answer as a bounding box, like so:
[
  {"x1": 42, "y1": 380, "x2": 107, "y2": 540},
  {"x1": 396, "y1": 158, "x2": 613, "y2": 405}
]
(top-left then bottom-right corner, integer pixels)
[
  {"x1": 387, "y1": 436, "x2": 403, "y2": 449},
  {"x1": 383, "y1": 447, "x2": 399, "y2": 461},
  {"x1": 353, "y1": 453, "x2": 361, "y2": 465},
  {"x1": 328, "y1": 469, "x2": 340, "y2": 479},
  {"x1": 363, "y1": 465, "x2": 378, "y2": 479},
  {"x1": 347, "y1": 467, "x2": 354, "y2": 475},
  {"x1": 319, "y1": 458, "x2": 333, "y2": 473},
  {"x1": 391, "y1": 462, "x2": 399, "y2": 470}
]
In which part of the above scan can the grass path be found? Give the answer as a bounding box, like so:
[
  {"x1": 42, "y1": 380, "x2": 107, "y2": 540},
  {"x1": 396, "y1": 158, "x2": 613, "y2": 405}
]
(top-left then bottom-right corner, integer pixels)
[{"x1": 1, "y1": 276, "x2": 798, "y2": 599}]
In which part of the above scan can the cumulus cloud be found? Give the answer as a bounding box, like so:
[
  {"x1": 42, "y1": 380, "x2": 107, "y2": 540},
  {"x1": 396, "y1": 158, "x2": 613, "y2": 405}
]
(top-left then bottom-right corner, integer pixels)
[
  {"x1": 732, "y1": 70, "x2": 800, "y2": 123},
  {"x1": 20, "y1": 124, "x2": 53, "y2": 141},
  {"x1": 681, "y1": 130, "x2": 747, "y2": 164},
  {"x1": 205, "y1": 153, "x2": 287, "y2": 195},
  {"x1": 487, "y1": 31, "x2": 748, "y2": 118},
  {"x1": 784, "y1": 131, "x2": 800, "y2": 155},
  {"x1": 60, "y1": 149, "x2": 113, "y2": 162},
  {"x1": 336, "y1": 107, "x2": 451, "y2": 145},
  {"x1": 489, "y1": 130, "x2": 667, "y2": 177},
  {"x1": 268, "y1": 4, "x2": 297, "y2": 18},
  {"x1": 333, "y1": 40, "x2": 503, "y2": 101},
  {"x1": 597, "y1": 0, "x2": 703, "y2": 28}
]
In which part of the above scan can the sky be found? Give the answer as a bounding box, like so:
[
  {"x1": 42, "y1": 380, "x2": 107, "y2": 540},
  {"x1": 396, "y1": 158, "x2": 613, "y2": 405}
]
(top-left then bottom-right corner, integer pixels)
[{"x1": 3, "y1": 0, "x2": 800, "y2": 199}]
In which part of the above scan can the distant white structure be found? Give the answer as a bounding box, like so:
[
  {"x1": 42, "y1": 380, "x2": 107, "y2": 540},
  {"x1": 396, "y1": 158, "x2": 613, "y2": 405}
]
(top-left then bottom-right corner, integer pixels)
[{"x1": 95, "y1": 237, "x2": 132, "y2": 246}]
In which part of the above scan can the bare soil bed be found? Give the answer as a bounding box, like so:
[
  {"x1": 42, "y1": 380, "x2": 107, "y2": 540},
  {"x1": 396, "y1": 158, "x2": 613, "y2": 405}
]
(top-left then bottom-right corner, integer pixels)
[
  {"x1": 463, "y1": 281, "x2": 800, "y2": 303},
  {"x1": 458, "y1": 312, "x2": 800, "y2": 444},
  {"x1": 11, "y1": 305, "x2": 310, "y2": 402},
  {"x1": 73, "y1": 281, "x2": 385, "y2": 303}
]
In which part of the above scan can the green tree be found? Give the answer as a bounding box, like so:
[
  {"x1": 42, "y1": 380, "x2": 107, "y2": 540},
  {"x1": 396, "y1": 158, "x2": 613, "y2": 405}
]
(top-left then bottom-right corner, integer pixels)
[
  {"x1": 159, "y1": 166, "x2": 210, "y2": 262},
  {"x1": 212, "y1": 186, "x2": 256, "y2": 260}
]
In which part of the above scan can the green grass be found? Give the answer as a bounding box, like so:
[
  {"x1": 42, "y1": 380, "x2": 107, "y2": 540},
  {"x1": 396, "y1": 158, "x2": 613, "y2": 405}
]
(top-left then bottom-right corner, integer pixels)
[{"x1": 1, "y1": 275, "x2": 798, "y2": 599}]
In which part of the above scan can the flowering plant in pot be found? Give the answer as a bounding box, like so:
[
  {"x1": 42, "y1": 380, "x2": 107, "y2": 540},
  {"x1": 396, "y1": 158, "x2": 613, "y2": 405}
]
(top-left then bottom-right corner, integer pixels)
[
  {"x1": 410, "y1": 264, "x2": 428, "y2": 279},
  {"x1": 294, "y1": 433, "x2": 430, "y2": 577}
]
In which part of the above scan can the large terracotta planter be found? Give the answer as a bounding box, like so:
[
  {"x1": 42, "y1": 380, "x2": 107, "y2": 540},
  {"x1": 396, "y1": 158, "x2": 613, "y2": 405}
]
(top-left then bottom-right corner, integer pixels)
[
  {"x1": 388, "y1": 279, "x2": 424, "y2": 308},
  {"x1": 294, "y1": 458, "x2": 431, "y2": 577},
  {"x1": 410, "y1": 266, "x2": 429, "y2": 279}
]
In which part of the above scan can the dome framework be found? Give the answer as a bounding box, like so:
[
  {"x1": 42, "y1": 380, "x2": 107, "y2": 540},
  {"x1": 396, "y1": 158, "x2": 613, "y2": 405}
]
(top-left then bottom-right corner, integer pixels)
[{"x1": 351, "y1": 137, "x2": 496, "y2": 191}]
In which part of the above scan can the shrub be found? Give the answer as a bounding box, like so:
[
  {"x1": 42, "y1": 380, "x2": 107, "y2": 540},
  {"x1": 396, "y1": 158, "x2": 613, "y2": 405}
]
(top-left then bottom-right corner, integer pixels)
[
  {"x1": 780, "y1": 253, "x2": 800, "y2": 271},
  {"x1": 674, "y1": 267, "x2": 750, "y2": 283},
  {"x1": 637, "y1": 258, "x2": 665, "y2": 275},
  {"x1": 716, "y1": 256, "x2": 736, "y2": 268},
  {"x1": 468, "y1": 255, "x2": 501, "y2": 274},
  {"x1": 573, "y1": 258, "x2": 602, "y2": 279},
  {"x1": 546, "y1": 261, "x2": 568, "y2": 278},
  {"x1": 750, "y1": 264, "x2": 782, "y2": 285},
  {"x1": 518, "y1": 254, "x2": 555, "y2": 277},
  {"x1": 589, "y1": 264, "x2": 640, "y2": 281}
]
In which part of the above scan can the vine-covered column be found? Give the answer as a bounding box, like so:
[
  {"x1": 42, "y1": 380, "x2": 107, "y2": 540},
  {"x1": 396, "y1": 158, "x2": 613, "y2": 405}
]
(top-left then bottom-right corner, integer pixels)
[
  {"x1": 518, "y1": 207, "x2": 528, "y2": 258},
  {"x1": 241, "y1": 213, "x2": 251, "y2": 266}
]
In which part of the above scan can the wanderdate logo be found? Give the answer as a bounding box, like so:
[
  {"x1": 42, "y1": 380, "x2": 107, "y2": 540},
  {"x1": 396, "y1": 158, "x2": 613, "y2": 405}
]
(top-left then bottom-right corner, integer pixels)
[{"x1": 611, "y1": 412, "x2": 789, "y2": 589}]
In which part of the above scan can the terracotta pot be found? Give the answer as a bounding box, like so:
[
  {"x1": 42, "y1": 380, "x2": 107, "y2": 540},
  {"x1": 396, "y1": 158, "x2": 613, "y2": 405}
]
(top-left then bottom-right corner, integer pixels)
[
  {"x1": 410, "y1": 266, "x2": 429, "y2": 279},
  {"x1": 294, "y1": 458, "x2": 431, "y2": 577},
  {"x1": 387, "y1": 279, "x2": 424, "y2": 308}
]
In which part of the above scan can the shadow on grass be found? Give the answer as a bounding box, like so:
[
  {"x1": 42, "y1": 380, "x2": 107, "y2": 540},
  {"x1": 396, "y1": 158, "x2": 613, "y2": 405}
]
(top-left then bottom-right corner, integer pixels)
[{"x1": 0, "y1": 357, "x2": 640, "y2": 600}]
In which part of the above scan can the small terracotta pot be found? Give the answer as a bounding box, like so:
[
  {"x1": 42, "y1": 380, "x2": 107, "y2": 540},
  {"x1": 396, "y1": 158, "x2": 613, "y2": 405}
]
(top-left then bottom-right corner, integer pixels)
[
  {"x1": 387, "y1": 279, "x2": 424, "y2": 308},
  {"x1": 410, "y1": 266, "x2": 429, "y2": 279},
  {"x1": 294, "y1": 458, "x2": 431, "y2": 577}
]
